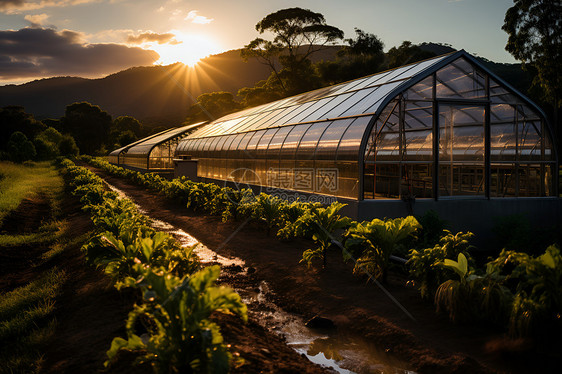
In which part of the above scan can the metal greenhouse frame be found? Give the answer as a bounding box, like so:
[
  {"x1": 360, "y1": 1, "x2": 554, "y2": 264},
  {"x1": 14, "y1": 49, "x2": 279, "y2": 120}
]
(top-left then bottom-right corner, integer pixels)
[{"x1": 175, "y1": 51, "x2": 558, "y2": 202}]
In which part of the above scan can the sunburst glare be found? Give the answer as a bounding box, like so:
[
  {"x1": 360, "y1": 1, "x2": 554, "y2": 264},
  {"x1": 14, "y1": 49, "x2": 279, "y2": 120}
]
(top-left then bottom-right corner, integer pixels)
[{"x1": 151, "y1": 32, "x2": 221, "y2": 67}]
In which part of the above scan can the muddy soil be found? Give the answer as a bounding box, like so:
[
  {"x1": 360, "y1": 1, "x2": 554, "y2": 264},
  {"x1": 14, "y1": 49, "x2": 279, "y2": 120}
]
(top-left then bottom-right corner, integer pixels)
[{"x1": 84, "y1": 164, "x2": 562, "y2": 374}]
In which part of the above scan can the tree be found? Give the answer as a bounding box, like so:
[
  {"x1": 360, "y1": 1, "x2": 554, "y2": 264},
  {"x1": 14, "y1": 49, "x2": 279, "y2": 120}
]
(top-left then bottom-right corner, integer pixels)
[
  {"x1": 34, "y1": 127, "x2": 63, "y2": 160},
  {"x1": 7, "y1": 132, "x2": 36, "y2": 163},
  {"x1": 112, "y1": 116, "x2": 142, "y2": 137},
  {"x1": 386, "y1": 41, "x2": 437, "y2": 69},
  {"x1": 0, "y1": 106, "x2": 45, "y2": 150},
  {"x1": 61, "y1": 102, "x2": 112, "y2": 155},
  {"x1": 318, "y1": 28, "x2": 386, "y2": 85},
  {"x1": 185, "y1": 92, "x2": 241, "y2": 123},
  {"x1": 339, "y1": 28, "x2": 384, "y2": 58},
  {"x1": 58, "y1": 134, "x2": 79, "y2": 157},
  {"x1": 241, "y1": 7, "x2": 344, "y2": 95},
  {"x1": 502, "y1": 0, "x2": 561, "y2": 131}
]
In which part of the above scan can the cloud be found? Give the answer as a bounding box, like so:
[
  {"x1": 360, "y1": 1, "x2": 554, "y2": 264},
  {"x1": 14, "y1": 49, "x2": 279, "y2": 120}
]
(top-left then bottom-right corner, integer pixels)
[
  {"x1": 0, "y1": 0, "x2": 101, "y2": 14},
  {"x1": 184, "y1": 10, "x2": 213, "y2": 24},
  {"x1": 127, "y1": 31, "x2": 181, "y2": 45},
  {"x1": 24, "y1": 13, "x2": 49, "y2": 26},
  {"x1": 0, "y1": 27, "x2": 159, "y2": 80}
]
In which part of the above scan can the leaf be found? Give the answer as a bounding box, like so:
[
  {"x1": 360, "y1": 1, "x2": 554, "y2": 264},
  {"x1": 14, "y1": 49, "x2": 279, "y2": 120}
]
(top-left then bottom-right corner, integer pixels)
[{"x1": 539, "y1": 251, "x2": 555, "y2": 269}]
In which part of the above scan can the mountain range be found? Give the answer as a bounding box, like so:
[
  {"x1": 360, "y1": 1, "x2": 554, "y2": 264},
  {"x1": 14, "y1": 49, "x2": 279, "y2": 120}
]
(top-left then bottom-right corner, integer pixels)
[{"x1": 0, "y1": 44, "x2": 531, "y2": 128}]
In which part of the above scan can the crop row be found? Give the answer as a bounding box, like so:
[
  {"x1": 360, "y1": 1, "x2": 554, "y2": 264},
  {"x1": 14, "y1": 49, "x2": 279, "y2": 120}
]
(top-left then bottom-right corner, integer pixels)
[
  {"x1": 82, "y1": 156, "x2": 561, "y2": 341},
  {"x1": 59, "y1": 158, "x2": 247, "y2": 373}
]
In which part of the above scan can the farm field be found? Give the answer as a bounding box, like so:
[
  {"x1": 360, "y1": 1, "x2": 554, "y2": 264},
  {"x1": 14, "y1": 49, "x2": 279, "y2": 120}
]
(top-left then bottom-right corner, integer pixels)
[
  {"x1": 1, "y1": 159, "x2": 560, "y2": 373},
  {"x1": 80, "y1": 161, "x2": 560, "y2": 374},
  {"x1": 0, "y1": 162, "x2": 325, "y2": 374}
]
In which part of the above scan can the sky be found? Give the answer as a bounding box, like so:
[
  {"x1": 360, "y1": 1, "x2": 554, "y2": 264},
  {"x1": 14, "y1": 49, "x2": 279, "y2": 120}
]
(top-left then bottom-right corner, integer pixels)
[{"x1": 0, "y1": 0, "x2": 518, "y2": 86}]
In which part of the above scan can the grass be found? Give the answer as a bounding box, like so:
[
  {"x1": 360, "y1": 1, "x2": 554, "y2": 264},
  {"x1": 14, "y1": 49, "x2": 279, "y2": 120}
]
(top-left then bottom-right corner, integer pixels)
[
  {"x1": 0, "y1": 268, "x2": 67, "y2": 374},
  {"x1": 0, "y1": 161, "x2": 64, "y2": 226},
  {"x1": 0, "y1": 161, "x2": 77, "y2": 373}
]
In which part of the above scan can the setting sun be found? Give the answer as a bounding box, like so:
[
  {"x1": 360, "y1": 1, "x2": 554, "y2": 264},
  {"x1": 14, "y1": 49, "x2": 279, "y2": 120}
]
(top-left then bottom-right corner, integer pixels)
[{"x1": 151, "y1": 31, "x2": 221, "y2": 66}]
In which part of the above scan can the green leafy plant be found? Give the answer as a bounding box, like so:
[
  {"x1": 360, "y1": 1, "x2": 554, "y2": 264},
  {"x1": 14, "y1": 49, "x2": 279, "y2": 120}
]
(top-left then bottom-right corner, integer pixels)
[
  {"x1": 408, "y1": 230, "x2": 475, "y2": 300},
  {"x1": 344, "y1": 216, "x2": 421, "y2": 282},
  {"x1": 105, "y1": 265, "x2": 247, "y2": 373},
  {"x1": 488, "y1": 245, "x2": 562, "y2": 337},
  {"x1": 277, "y1": 200, "x2": 321, "y2": 240},
  {"x1": 250, "y1": 193, "x2": 284, "y2": 235},
  {"x1": 434, "y1": 253, "x2": 476, "y2": 323},
  {"x1": 299, "y1": 202, "x2": 352, "y2": 268}
]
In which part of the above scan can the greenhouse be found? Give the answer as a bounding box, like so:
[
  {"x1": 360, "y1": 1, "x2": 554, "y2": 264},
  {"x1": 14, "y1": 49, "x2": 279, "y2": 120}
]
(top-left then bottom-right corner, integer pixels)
[
  {"x1": 109, "y1": 122, "x2": 204, "y2": 171},
  {"x1": 175, "y1": 50, "x2": 558, "y2": 204}
]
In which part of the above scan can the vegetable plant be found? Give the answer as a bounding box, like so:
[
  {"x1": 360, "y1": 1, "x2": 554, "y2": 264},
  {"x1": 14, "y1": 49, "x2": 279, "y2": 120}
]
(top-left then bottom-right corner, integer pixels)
[
  {"x1": 344, "y1": 216, "x2": 421, "y2": 282},
  {"x1": 299, "y1": 202, "x2": 352, "y2": 268},
  {"x1": 105, "y1": 265, "x2": 247, "y2": 374}
]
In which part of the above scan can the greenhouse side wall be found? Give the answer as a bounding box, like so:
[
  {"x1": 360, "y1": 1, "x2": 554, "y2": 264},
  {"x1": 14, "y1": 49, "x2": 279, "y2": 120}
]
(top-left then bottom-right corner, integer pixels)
[{"x1": 357, "y1": 197, "x2": 562, "y2": 248}]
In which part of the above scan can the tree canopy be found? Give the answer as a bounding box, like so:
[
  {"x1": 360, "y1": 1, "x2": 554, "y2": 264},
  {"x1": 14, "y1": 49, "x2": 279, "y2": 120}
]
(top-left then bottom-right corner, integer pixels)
[
  {"x1": 0, "y1": 106, "x2": 45, "y2": 150},
  {"x1": 386, "y1": 41, "x2": 437, "y2": 69},
  {"x1": 185, "y1": 92, "x2": 241, "y2": 124},
  {"x1": 62, "y1": 102, "x2": 112, "y2": 155},
  {"x1": 502, "y1": 0, "x2": 561, "y2": 110},
  {"x1": 241, "y1": 7, "x2": 343, "y2": 95}
]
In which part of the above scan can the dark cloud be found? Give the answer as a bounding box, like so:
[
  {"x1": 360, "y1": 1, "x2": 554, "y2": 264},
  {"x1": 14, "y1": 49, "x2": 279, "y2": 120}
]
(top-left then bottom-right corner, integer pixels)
[
  {"x1": 0, "y1": 0, "x2": 24, "y2": 10},
  {"x1": 127, "y1": 31, "x2": 181, "y2": 45},
  {"x1": 0, "y1": 27, "x2": 159, "y2": 80},
  {"x1": 0, "y1": 1, "x2": 99, "y2": 13}
]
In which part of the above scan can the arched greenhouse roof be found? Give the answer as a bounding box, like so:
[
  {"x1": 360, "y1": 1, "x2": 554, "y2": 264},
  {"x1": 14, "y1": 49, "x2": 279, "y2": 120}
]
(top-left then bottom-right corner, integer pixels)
[
  {"x1": 126, "y1": 122, "x2": 205, "y2": 156},
  {"x1": 109, "y1": 127, "x2": 177, "y2": 158},
  {"x1": 175, "y1": 50, "x2": 558, "y2": 200}
]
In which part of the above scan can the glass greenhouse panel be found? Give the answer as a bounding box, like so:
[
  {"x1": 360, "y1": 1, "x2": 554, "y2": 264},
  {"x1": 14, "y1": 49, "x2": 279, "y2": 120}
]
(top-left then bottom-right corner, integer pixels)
[
  {"x1": 266, "y1": 126, "x2": 293, "y2": 159},
  {"x1": 490, "y1": 164, "x2": 517, "y2": 197},
  {"x1": 438, "y1": 164, "x2": 485, "y2": 196},
  {"x1": 323, "y1": 87, "x2": 379, "y2": 119},
  {"x1": 296, "y1": 122, "x2": 330, "y2": 160},
  {"x1": 244, "y1": 130, "x2": 267, "y2": 159},
  {"x1": 272, "y1": 101, "x2": 317, "y2": 127},
  {"x1": 438, "y1": 105, "x2": 485, "y2": 163},
  {"x1": 404, "y1": 130, "x2": 433, "y2": 161},
  {"x1": 330, "y1": 76, "x2": 371, "y2": 96},
  {"x1": 405, "y1": 101, "x2": 433, "y2": 130},
  {"x1": 372, "y1": 164, "x2": 400, "y2": 199},
  {"x1": 491, "y1": 103, "x2": 515, "y2": 123},
  {"x1": 438, "y1": 105, "x2": 485, "y2": 196},
  {"x1": 337, "y1": 117, "x2": 370, "y2": 161},
  {"x1": 490, "y1": 123, "x2": 517, "y2": 161},
  {"x1": 358, "y1": 81, "x2": 404, "y2": 115},
  {"x1": 436, "y1": 58, "x2": 486, "y2": 99},
  {"x1": 304, "y1": 92, "x2": 355, "y2": 122},
  {"x1": 256, "y1": 128, "x2": 279, "y2": 158},
  {"x1": 518, "y1": 164, "x2": 542, "y2": 197},
  {"x1": 337, "y1": 161, "x2": 360, "y2": 198},
  {"x1": 350, "y1": 70, "x2": 396, "y2": 91},
  {"x1": 315, "y1": 118, "x2": 354, "y2": 160},
  {"x1": 393, "y1": 55, "x2": 447, "y2": 81},
  {"x1": 285, "y1": 97, "x2": 337, "y2": 125},
  {"x1": 401, "y1": 163, "x2": 433, "y2": 198},
  {"x1": 518, "y1": 120, "x2": 542, "y2": 161},
  {"x1": 235, "y1": 132, "x2": 254, "y2": 157},
  {"x1": 404, "y1": 76, "x2": 433, "y2": 100},
  {"x1": 279, "y1": 124, "x2": 311, "y2": 159}
]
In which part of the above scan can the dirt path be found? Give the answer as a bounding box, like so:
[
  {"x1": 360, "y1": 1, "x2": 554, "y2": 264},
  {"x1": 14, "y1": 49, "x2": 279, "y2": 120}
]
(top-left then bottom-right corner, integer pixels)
[{"x1": 84, "y1": 165, "x2": 560, "y2": 374}]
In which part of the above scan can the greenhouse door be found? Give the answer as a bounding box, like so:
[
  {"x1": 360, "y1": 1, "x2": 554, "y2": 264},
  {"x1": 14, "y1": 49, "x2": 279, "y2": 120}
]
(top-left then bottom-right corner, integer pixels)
[{"x1": 437, "y1": 104, "x2": 486, "y2": 197}]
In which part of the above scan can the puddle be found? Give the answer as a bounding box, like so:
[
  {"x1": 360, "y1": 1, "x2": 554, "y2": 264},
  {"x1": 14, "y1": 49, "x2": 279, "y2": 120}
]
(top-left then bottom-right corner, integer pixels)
[{"x1": 103, "y1": 180, "x2": 415, "y2": 374}]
